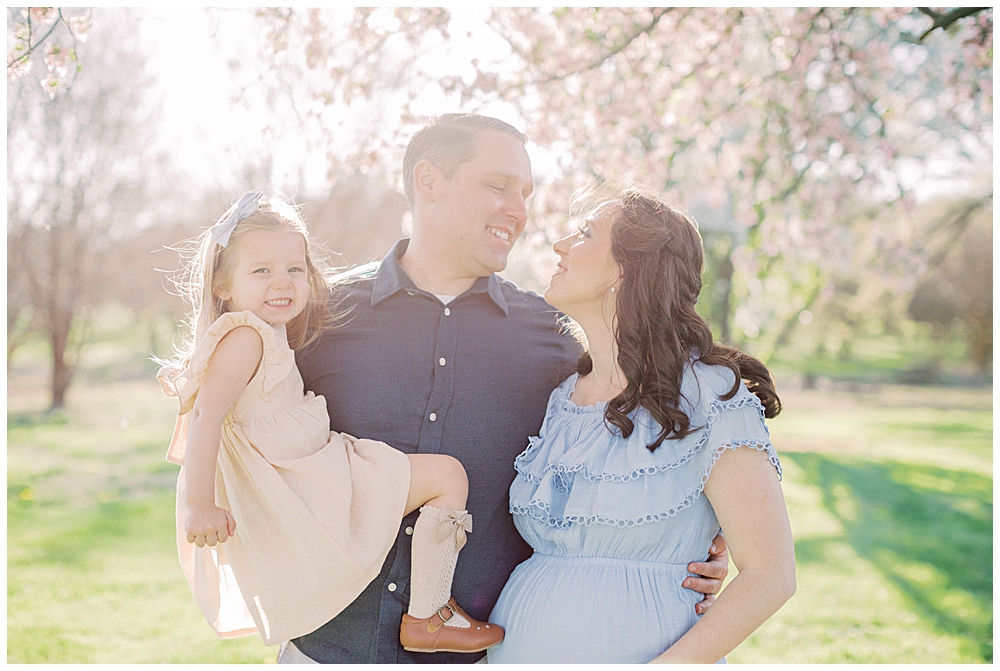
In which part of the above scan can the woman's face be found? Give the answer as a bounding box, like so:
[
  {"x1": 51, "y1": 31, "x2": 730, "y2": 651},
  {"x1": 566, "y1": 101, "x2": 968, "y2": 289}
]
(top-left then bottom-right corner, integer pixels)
[{"x1": 544, "y1": 203, "x2": 621, "y2": 317}]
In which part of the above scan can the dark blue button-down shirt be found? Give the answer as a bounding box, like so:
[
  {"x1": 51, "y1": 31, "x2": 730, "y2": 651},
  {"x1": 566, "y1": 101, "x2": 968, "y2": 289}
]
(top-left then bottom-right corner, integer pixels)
[{"x1": 292, "y1": 240, "x2": 580, "y2": 663}]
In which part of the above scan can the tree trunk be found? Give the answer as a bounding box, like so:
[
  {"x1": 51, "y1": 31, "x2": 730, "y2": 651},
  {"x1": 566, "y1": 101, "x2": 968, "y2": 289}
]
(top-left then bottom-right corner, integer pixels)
[
  {"x1": 48, "y1": 306, "x2": 75, "y2": 410},
  {"x1": 709, "y1": 243, "x2": 734, "y2": 343}
]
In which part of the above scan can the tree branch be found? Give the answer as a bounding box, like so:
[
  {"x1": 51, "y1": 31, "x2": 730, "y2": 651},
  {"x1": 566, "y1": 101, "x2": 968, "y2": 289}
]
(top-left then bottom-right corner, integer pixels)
[
  {"x1": 925, "y1": 193, "x2": 993, "y2": 270},
  {"x1": 917, "y1": 7, "x2": 990, "y2": 41},
  {"x1": 7, "y1": 9, "x2": 64, "y2": 69},
  {"x1": 540, "y1": 8, "x2": 672, "y2": 84}
]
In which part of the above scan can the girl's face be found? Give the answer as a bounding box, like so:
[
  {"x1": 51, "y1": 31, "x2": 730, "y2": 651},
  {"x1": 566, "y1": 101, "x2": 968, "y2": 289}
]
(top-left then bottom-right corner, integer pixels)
[
  {"x1": 545, "y1": 204, "x2": 621, "y2": 317},
  {"x1": 215, "y1": 228, "x2": 311, "y2": 327}
]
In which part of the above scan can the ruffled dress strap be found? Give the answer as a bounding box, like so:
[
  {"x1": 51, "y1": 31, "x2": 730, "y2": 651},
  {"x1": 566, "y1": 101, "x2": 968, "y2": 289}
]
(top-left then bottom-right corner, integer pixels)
[
  {"x1": 510, "y1": 362, "x2": 781, "y2": 529},
  {"x1": 163, "y1": 311, "x2": 294, "y2": 465}
]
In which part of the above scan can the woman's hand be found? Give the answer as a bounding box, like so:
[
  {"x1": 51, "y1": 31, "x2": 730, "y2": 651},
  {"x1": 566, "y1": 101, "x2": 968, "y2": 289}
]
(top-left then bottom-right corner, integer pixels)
[
  {"x1": 185, "y1": 501, "x2": 236, "y2": 547},
  {"x1": 683, "y1": 532, "x2": 729, "y2": 615}
]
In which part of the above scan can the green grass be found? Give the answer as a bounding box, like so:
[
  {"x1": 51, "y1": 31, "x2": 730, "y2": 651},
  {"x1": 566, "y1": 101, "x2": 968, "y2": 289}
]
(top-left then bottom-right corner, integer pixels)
[
  {"x1": 7, "y1": 338, "x2": 277, "y2": 664},
  {"x1": 7, "y1": 328, "x2": 993, "y2": 663},
  {"x1": 8, "y1": 495, "x2": 275, "y2": 663},
  {"x1": 729, "y1": 384, "x2": 992, "y2": 663}
]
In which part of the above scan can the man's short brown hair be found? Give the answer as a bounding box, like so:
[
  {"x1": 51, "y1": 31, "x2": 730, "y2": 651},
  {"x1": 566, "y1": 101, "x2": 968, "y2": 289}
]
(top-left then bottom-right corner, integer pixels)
[{"x1": 402, "y1": 113, "x2": 527, "y2": 205}]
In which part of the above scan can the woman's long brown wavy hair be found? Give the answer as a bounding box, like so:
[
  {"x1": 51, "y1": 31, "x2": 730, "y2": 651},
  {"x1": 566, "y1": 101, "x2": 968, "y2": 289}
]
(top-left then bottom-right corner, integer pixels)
[{"x1": 576, "y1": 186, "x2": 781, "y2": 451}]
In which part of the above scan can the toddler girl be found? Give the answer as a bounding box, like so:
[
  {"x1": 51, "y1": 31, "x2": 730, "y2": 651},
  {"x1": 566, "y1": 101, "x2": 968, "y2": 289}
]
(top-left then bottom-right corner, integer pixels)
[{"x1": 157, "y1": 191, "x2": 503, "y2": 652}]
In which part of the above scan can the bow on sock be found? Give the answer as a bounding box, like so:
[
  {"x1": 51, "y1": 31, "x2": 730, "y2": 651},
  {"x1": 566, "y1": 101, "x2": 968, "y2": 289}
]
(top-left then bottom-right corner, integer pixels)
[{"x1": 436, "y1": 510, "x2": 473, "y2": 551}]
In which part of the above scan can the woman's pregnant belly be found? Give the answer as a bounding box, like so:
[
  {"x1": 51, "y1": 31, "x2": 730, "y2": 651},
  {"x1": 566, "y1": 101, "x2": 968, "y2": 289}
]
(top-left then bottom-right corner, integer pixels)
[{"x1": 487, "y1": 553, "x2": 703, "y2": 664}]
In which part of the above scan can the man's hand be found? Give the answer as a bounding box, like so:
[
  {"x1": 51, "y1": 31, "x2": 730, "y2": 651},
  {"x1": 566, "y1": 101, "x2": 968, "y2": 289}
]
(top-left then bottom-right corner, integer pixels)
[
  {"x1": 683, "y1": 532, "x2": 729, "y2": 615},
  {"x1": 185, "y1": 501, "x2": 236, "y2": 548}
]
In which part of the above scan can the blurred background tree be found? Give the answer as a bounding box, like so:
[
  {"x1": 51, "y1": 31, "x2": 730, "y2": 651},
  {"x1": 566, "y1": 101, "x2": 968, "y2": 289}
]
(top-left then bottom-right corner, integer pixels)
[
  {"x1": 6, "y1": 6, "x2": 993, "y2": 407},
  {"x1": 249, "y1": 6, "x2": 991, "y2": 372},
  {"x1": 7, "y1": 8, "x2": 161, "y2": 408}
]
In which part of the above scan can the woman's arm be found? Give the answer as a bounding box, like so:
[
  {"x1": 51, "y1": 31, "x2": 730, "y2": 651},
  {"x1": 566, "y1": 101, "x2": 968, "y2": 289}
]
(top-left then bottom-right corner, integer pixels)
[
  {"x1": 650, "y1": 446, "x2": 796, "y2": 663},
  {"x1": 183, "y1": 326, "x2": 263, "y2": 548}
]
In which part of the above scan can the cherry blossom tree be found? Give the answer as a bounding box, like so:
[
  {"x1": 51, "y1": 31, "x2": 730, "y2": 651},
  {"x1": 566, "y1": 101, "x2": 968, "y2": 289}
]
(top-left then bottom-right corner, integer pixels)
[
  {"x1": 246, "y1": 8, "x2": 991, "y2": 362},
  {"x1": 7, "y1": 7, "x2": 91, "y2": 97}
]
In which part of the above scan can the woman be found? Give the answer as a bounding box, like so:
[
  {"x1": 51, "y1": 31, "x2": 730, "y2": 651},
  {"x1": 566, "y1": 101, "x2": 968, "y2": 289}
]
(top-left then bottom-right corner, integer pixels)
[{"x1": 487, "y1": 186, "x2": 795, "y2": 663}]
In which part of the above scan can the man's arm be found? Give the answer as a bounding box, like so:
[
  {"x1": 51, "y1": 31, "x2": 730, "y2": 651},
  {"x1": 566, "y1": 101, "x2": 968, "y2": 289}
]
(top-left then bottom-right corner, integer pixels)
[{"x1": 684, "y1": 531, "x2": 729, "y2": 615}]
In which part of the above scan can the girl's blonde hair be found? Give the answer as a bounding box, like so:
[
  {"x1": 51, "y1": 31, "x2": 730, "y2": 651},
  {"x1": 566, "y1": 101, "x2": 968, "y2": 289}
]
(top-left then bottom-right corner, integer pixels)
[{"x1": 169, "y1": 195, "x2": 338, "y2": 369}]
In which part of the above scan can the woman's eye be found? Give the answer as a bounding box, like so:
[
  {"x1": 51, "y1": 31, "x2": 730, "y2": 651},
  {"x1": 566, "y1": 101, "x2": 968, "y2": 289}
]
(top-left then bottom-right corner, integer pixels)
[
  {"x1": 254, "y1": 268, "x2": 270, "y2": 274},
  {"x1": 289, "y1": 267, "x2": 304, "y2": 273}
]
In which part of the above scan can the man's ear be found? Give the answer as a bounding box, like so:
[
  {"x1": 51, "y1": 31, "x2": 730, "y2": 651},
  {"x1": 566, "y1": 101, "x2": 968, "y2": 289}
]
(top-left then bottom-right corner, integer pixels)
[{"x1": 412, "y1": 159, "x2": 439, "y2": 203}]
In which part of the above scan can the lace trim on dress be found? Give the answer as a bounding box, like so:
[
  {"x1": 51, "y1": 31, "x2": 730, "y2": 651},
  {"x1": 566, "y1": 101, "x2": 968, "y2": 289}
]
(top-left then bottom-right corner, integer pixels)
[
  {"x1": 511, "y1": 441, "x2": 779, "y2": 530},
  {"x1": 508, "y1": 369, "x2": 781, "y2": 529},
  {"x1": 514, "y1": 394, "x2": 775, "y2": 484}
]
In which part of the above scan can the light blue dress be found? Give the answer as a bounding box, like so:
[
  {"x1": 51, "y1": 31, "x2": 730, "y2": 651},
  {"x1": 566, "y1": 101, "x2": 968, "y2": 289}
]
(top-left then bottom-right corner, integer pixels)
[{"x1": 487, "y1": 361, "x2": 781, "y2": 664}]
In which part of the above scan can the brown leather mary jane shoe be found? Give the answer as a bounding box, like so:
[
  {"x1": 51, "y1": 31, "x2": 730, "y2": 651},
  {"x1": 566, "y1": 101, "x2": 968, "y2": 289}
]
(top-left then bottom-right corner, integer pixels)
[{"x1": 400, "y1": 598, "x2": 504, "y2": 653}]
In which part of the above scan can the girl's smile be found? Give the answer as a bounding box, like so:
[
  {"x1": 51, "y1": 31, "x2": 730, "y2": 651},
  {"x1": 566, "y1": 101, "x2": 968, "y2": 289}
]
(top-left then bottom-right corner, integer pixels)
[{"x1": 214, "y1": 229, "x2": 311, "y2": 327}]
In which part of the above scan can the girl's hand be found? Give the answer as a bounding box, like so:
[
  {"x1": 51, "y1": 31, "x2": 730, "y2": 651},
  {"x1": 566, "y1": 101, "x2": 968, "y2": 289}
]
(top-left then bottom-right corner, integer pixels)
[
  {"x1": 185, "y1": 501, "x2": 236, "y2": 547},
  {"x1": 156, "y1": 365, "x2": 181, "y2": 397}
]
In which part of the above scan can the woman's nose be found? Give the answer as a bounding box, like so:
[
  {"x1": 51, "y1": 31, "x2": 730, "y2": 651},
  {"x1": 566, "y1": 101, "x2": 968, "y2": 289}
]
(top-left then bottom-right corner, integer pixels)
[{"x1": 552, "y1": 234, "x2": 572, "y2": 256}]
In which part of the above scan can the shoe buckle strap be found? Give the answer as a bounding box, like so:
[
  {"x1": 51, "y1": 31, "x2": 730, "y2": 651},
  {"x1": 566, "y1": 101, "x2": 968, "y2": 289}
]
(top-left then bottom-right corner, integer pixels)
[
  {"x1": 437, "y1": 602, "x2": 456, "y2": 623},
  {"x1": 425, "y1": 602, "x2": 456, "y2": 634}
]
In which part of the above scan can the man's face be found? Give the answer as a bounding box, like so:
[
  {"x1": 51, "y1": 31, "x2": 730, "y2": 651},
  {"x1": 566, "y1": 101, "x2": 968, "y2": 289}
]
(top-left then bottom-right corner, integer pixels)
[{"x1": 425, "y1": 130, "x2": 534, "y2": 277}]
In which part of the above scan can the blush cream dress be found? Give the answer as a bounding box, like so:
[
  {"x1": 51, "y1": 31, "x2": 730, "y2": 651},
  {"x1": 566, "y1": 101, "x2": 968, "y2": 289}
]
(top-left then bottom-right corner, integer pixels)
[
  {"x1": 163, "y1": 310, "x2": 411, "y2": 646},
  {"x1": 487, "y1": 363, "x2": 781, "y2": 663}
]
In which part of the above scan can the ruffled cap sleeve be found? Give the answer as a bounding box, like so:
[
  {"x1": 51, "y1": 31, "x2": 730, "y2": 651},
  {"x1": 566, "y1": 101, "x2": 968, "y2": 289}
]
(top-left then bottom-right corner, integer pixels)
[
  {"x1": 164, "y1": 311, "x2": 293, "y2": 465},
  {"x1": 510, "y1": 362, "x2": 781, "y2": 529}
]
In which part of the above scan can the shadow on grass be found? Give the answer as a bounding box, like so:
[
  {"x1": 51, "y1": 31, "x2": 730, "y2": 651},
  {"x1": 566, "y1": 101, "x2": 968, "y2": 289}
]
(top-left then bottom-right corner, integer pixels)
[{"x1": 786, "y1": 453, "x2": 993, "y2": 662}]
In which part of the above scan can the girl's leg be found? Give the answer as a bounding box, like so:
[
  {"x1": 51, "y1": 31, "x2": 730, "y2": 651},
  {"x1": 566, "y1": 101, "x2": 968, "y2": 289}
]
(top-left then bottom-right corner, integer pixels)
[
  {"x1": 400, "y1": 453, "x2": 503, "y2": 652},
  {"x1": 403, "y1": 453, "x2": 468, "y2": 515},
  {"x1": 404, "y1": 454, "x2": 469, "y2": 622}
]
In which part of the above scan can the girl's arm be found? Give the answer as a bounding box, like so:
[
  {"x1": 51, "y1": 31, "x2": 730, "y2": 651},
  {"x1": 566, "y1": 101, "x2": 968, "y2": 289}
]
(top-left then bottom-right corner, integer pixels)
[
  {"x1": 650, "y1": 446, "x2": 796, "y2": 664},
  {"x1": 183, "y1": 325, "x2": 263, "y2": 548}
]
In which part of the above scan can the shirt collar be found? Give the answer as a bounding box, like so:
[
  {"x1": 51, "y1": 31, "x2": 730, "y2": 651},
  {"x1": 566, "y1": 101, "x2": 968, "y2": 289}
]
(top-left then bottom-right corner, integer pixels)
[{"x1": 371, "y1": 239, "x2": 509, "y2": 316}]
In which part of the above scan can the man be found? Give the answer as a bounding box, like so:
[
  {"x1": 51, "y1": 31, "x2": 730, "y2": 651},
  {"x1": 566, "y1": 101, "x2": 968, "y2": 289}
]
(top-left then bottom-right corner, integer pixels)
[{"x1": 283, "y1": 114, "x2": 728, "y2": 663}]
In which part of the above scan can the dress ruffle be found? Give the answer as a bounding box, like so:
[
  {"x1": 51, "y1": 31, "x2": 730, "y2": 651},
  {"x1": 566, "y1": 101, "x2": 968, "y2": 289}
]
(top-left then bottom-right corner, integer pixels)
[
  {"x1": 510, "y1": 363, "x2": 781, "y2": 529},
  {"x1": 174, "y1": 311, "x2": 294, "y2": 413},
  {"x1": 165, "y1": 311, "x2": 295, "y2": 465}
]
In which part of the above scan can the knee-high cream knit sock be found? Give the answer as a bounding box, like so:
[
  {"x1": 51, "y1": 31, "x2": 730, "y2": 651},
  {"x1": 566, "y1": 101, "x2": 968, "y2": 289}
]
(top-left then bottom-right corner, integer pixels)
[{"x1": 407, "y1": 505, "x2": 473, "y2": 628}]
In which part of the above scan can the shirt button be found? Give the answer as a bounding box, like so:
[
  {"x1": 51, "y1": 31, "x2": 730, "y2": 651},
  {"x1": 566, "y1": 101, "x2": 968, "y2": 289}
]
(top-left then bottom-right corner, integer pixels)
[
  {"x1": 388, "y1": 583, "x2": 397, "y2": 592},
  {"x1": 444, "y1": 307, "x2": 451, "y2": 316},
  {"x1": 439, "y1": 358, "x2": 446, "y2": 366},
  {"x1": 429, "y1": 413, "x2": 437, "y2": 422},
  {"x1": 405, "y1": 526, "x2": 413, "y2": 535}
]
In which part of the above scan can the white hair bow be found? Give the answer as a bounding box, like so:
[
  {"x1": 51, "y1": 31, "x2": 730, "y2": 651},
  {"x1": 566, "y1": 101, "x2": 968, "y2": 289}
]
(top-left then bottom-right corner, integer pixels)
[{"x1": 210, "y1": 191, "x2": 264, "y2": 247}]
